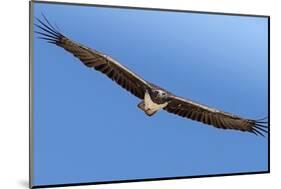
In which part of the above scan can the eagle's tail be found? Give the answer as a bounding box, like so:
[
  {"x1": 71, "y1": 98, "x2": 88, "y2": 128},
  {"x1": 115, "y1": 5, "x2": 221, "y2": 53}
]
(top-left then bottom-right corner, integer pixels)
[{"x1": 137, "y1": 102, "x2": 157, "y2": 116}]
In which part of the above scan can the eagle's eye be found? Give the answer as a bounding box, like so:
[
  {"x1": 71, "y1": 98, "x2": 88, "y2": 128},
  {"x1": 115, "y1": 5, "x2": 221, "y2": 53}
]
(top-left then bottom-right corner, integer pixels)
[{"x1": 158, "y1": 90, "x2": 166, "y2": 97}]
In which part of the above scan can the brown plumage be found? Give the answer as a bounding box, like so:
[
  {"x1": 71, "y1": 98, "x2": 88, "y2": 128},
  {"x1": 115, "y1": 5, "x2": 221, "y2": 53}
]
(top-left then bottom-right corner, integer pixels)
[
  {"x1": 164, "y1": 96, "x2": 267, "y2": 136},
  {"x1": 35, "y1": 16, "x2": 268, "y2": 136}
]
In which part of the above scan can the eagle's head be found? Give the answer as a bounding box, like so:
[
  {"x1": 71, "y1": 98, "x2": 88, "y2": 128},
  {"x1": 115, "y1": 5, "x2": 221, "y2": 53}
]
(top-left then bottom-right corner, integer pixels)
[{"x1": 151, "y1": 89, "x2": 169, "y2": 104}]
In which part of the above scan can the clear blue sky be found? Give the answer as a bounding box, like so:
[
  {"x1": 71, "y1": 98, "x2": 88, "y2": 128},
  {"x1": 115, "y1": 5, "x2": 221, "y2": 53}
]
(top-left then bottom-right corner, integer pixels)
[{"x1": 32, "y1": 2, "x2": 268, "y2": 186}]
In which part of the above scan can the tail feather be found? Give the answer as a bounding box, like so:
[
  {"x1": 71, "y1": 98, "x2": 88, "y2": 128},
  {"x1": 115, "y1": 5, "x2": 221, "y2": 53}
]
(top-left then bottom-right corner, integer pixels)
[
  {"x1": 145, "y1": 109, "x2": 157, "y2": 116},
  {"x1": 137, "y1": 102, "x2": 157, "y2": 116},
  {"x1": 137, "y1": 102, "x2": 145, "y2": 111}
]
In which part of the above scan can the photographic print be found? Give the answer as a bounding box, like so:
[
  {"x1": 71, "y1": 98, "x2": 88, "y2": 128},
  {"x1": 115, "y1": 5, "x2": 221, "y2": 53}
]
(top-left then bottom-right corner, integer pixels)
[{"x1": 30, "y1": 1, "x2": 269, "y2": 188}]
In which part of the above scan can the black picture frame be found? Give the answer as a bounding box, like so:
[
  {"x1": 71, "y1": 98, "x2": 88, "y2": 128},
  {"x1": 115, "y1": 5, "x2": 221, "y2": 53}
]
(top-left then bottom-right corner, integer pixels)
[{"x1": 29, "y1": 1, "x2": 270, "y2": 188}]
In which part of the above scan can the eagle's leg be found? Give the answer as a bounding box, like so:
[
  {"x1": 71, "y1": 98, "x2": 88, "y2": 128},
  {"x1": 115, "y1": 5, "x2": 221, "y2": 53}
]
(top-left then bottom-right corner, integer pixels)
[{"x1": 137, "y1": 101, "x2": 157, "y2": 116}]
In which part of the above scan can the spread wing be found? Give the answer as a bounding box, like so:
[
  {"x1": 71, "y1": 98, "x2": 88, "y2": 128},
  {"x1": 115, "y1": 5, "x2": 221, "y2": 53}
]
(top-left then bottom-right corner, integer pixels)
[
  {"x1": 35, "y1": 16, "x2": 151, "y2": 99},
  {"x1": 164, "y1": 95, "x2": 268, "y2": 136}
]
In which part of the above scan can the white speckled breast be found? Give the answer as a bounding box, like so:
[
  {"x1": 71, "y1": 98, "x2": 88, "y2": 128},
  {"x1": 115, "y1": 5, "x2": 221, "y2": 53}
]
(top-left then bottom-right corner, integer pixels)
[{"x1": 144, "y1": 91, "x2": 168, "y2": 111}]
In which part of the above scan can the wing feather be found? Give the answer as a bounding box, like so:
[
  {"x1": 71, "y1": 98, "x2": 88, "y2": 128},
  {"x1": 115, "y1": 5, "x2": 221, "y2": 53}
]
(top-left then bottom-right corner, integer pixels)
[
  {"x1": 35, "y1": 17, "x2": 151, "y2": 99},
  {"x1": 164, "y1": 95, "x2": 268, "y2": 136}
]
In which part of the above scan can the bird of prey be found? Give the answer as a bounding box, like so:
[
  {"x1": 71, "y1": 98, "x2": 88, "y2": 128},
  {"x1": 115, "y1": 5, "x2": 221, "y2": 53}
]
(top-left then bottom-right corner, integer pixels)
[{"x1": 34, "y1": 16, "x2": 268, "y2": 136}]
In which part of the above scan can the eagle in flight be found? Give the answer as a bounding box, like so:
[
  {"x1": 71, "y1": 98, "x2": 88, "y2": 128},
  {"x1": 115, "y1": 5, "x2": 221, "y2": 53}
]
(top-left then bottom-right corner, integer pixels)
[{"x1": 35, "y1": 15, "x2": 268, "y2": 136}]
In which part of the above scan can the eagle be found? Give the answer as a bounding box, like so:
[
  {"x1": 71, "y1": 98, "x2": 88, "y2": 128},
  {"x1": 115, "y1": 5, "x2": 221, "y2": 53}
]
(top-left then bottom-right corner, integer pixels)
[{"x1": 34, "y1": 15, "x2": 268, "y2": 136}]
